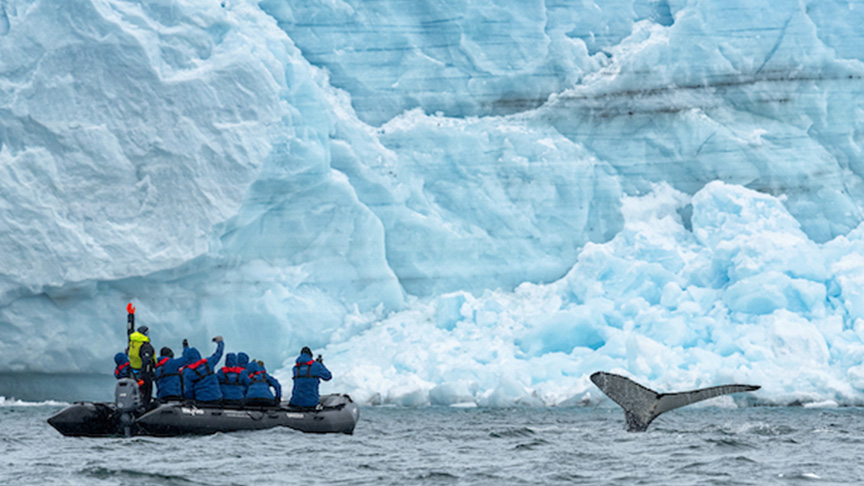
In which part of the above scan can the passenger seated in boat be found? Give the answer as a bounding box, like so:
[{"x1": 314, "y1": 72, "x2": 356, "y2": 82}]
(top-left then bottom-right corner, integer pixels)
[
  {"x1": 242, "y1": 360, "x2": 282, "y2": 407},
  {"x1": 114, "y1": 352, "x2": 133, "y2": 379},
  {"x1": 154, "y1": 341, "x2": 190, "y2": 402},
  {"x1": 289, "y1": 347, "x2": 331, "y2": 408},
  {"x1": 236, "y1": 352, "x2": 250, "y2": 371},
  {"x1": 181, "y1": 336, "x2": 225, "y2": 405},
  {"x1": 216, "y1": 353, "x2": 246, "y2": 407}
]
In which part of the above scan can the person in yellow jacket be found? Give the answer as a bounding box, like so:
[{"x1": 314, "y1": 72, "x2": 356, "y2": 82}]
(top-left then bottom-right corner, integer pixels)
[
  {"x1": 126, "y1": 325, "x2": 156, "y2": 406},
  {"x1": 127, "y1": 326, "x2": 155, "y2": 369}
]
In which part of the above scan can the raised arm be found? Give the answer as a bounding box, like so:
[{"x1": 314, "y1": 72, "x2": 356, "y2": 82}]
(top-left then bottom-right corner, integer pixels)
[
  {"x1": 206, "y1": 337, "x2": 224, "y2": 368},
  {"x1": 314, "y1": 361, "x2": 332, "y2": 381}
]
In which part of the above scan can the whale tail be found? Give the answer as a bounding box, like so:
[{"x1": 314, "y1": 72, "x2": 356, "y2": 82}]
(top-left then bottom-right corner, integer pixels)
[{"x1": 590, "y1": 371, "x2": 760, "y2": 432}]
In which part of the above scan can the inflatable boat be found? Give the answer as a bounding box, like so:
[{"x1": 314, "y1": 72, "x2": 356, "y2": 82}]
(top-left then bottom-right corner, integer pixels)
[{"x1": 47, "y1": 378, "x2": 359, "y2": 437}]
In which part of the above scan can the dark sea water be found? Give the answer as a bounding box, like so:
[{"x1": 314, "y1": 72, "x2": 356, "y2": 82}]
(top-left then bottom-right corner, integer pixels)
[{"x1": 3, "y1": 401, "x2": 864, "y2": 485}]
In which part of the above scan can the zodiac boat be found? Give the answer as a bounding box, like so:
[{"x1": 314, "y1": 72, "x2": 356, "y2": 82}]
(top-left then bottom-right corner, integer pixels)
[{"x1": 47, "y1": 378, "x2": 359, "y2": 437}]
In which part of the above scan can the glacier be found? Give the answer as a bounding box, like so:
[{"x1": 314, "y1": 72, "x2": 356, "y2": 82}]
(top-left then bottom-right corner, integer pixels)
[{"x1": 2, "y1": 0, "x2": 864, "y2": 407}]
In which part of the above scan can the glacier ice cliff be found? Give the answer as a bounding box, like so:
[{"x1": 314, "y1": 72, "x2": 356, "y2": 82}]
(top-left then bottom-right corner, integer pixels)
[{"x1": 2, "y1": 0, "x2": 864, "y2": 406}]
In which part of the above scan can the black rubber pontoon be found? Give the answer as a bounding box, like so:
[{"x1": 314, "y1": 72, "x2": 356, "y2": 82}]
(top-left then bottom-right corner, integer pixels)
[
  {"x1": 136, "y1": 394, "x2": 359, "y2": 436},
  {"x1": 48, "y1": 379, "x2": 359, "y2": 437}
]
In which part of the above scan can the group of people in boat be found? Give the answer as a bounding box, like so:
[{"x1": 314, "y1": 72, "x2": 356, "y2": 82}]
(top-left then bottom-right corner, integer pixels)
[{"x1": 114, "y1": 325, "x2": 331, "y2": 409}]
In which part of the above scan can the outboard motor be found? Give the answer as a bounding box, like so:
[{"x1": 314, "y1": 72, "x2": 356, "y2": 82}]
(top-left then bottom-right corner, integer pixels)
[{"x1": 115, "y1": 378, "x2": 141, "y2": 437}]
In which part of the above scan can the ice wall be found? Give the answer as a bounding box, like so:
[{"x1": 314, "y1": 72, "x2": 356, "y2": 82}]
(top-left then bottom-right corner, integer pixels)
[
  {"x1": 266, "y1": 0, "x2": 864, "y2": 242},
  {"x1": 0, "y1": 0, "x2": 405, "y2": 370},
  {"x1": 1, "y1": 0, "x2": 864, "y2": 406}
]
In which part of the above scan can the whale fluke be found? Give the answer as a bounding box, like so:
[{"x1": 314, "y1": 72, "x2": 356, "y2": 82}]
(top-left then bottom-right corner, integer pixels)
[{"x1": 590, "y1": 371, "x2": 760, "y2": 432}]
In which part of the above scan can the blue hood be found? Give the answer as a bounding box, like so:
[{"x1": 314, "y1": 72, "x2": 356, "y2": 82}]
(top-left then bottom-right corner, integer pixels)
[
  {"x1": 237, "y1": 352, "x2": 249, "y2": 368},
  {"x1": 245, "y1": 360, "x2": 261, "y2": 373},
  {"x1": 114, "y1": 352, "x2": 128, "y2": 366},
  {"x1": 183, "y1": 347, "x2": 201, "y2": 362},
  {"x1": 224, "y1": 353, "x2": 237, "y2": 367},
  {"x1": 296, "y1": 352, "x2": 314, "y2": 364}
]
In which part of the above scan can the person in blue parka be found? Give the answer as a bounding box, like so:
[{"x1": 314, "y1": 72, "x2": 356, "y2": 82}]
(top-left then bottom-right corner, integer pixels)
[
  {"x1": 242, "y1": 360, "x2": 282, "y2": 407},
  {"x1": 216, "y1": 353, "x2": 246, "y2": 406},
  {"x1": 181, "y1": 336, "x2": 225, "y2": 404},
  {"x1": 154, "y1": 340, "x2": 190, "y2": 402},
  {"x1": 289, "y1": 346, "x2": 331, "y2": 408},
  {"x1": 237, "y1": 352, "x2": 250, "y2": 370},
  {"x1": 114, "y1": 352, "x2": 133, "y2": 380}
]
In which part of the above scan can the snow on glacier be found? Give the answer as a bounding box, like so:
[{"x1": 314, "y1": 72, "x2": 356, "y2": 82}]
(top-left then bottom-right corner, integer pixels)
[{"x1": 2, "y1": 0, "x2": 864, "y2": 406}]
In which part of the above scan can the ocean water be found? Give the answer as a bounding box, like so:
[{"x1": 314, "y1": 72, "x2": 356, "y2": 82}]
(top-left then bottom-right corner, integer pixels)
[{"x1": 3, "y1": 403, "x2": 863, "y2": 485}]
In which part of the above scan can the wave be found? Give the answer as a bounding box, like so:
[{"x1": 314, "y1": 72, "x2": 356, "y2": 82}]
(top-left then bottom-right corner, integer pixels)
[{"x1": 0, "y1": 396, "x2": 69, "y2": 407}]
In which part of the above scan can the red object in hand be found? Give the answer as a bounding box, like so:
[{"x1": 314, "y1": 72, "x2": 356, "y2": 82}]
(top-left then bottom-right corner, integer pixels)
[{"x1": 126, "y1": 303, "x2": 136, "y2": 314}]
